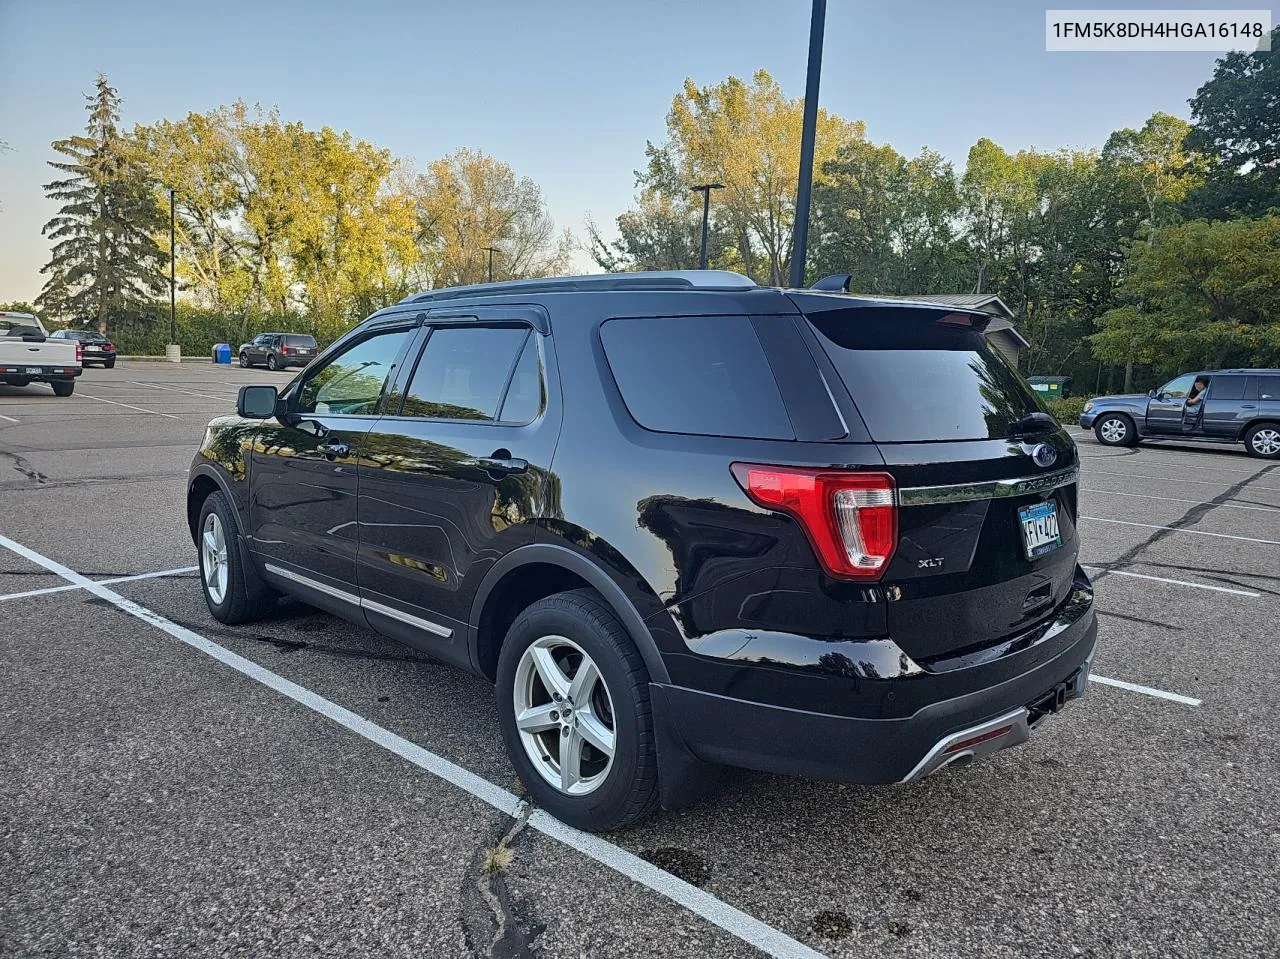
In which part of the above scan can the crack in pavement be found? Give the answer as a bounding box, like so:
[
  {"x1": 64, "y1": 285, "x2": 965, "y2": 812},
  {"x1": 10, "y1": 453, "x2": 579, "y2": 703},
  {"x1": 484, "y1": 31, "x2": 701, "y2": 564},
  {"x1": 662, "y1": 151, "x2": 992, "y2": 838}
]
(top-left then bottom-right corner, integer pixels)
[{"x1": 460, "y1": 802, "x2": 539, "y2": 959}]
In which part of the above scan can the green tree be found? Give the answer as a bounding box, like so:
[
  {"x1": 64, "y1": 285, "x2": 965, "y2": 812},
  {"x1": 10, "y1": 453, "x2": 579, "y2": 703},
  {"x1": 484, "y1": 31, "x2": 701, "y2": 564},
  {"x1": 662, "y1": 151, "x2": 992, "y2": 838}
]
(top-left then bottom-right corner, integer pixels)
[
  {"x1": 1185, "y1": 28, "x2": 1280, "y2": 218},
  {"x1": 1091, "y1": 216, "x2": 1280, "y2": 377},
  {"x1": 413, "y1": 148, "x2": 571, "y2": 288},
  {"x1": 37, "y1": 76, "x2": 164, "y2": 334},
  {"x1": 1102, "y1": 113, "x2": 1204, "y2": 232}
]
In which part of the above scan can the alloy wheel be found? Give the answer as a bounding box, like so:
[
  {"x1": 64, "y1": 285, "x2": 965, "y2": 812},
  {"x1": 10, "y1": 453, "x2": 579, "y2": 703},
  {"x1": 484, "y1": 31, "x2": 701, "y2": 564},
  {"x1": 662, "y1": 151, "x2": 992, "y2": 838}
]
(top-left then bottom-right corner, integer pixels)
[
  {"x1": 513, "y1": 635, "x2": 616, "y2": 796},
  {"x1": 1099, "y1": 417, "x2": 1127, "y2": 444},
  {"x1": 201, "y1": 512, "x2": 229, "y2": 606},
  {"x1": 1251, "y1": 428, "x2": 1280, "y2": 457}
]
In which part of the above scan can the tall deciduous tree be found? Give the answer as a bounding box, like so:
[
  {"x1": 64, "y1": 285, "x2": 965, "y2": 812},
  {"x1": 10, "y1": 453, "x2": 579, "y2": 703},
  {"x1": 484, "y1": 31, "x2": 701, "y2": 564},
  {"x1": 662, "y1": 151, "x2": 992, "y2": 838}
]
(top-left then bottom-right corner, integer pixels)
[
  {"x1": 413, "y1": 148, "x2": 571, "y2": 288},
  {"x1": 37, "y1": 76, "x2": 163, "y2": 334},
  {"x1": 638, "y1": 70, "x2": 857, "y2": 284},
  {"x1": 1102, "y1": 112, "x2": 1204, "y2": 232},
  {"x1": 1185, "y1": 27, "x2": 1280, "y2": 218}
]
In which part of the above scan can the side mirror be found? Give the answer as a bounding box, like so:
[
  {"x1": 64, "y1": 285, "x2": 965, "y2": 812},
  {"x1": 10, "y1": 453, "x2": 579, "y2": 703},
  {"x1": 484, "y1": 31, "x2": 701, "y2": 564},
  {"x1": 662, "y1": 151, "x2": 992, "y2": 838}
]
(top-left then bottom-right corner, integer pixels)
[
  {"x1": 1148, "y1": 389, "x2": 1158, "y2": 398},
  {"x1": 237, "y1": 385, "x2": 279, "y2": 419}
]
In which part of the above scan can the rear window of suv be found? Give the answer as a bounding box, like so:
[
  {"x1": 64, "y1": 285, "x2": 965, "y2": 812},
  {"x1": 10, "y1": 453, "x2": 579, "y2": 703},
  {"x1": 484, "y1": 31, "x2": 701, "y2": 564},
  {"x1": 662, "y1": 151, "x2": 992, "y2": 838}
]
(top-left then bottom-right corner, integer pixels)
[
  {"x1": 600, "y1": 315, "x2": 794, "y2": 440},
  {"x1": 285, "y1": 335, "x2": 317, "y2": 348},
  {"x1": 802, "y1": 306, "x2": 1044, "y2": 443}
]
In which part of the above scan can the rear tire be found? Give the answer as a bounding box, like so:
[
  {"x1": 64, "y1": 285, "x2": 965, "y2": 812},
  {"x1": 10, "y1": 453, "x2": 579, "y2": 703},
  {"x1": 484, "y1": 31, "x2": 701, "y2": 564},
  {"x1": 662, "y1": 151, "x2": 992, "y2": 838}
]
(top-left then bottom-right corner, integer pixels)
[
  {"x1": 1094, "y1": 413, "x2": 1136, "y2": 447},
  {"x1": 496, "y1": 589, "x2": 659, "y2": 832},
  {"x1": 1245, "y1": 422, "x2": 1280, "y2": 459},
  {"x1": 51, "y1": 381, "x2": 74, "y2": 397},
  {"x1": 239, "y1": 352, "x2": 250, "y2": 368},
  {"x1": 104, "y1": 358, "x2": 116, "y2": 369},
  {"x1": 197, "y1": 491, "x2": 276, "y2": 624}
]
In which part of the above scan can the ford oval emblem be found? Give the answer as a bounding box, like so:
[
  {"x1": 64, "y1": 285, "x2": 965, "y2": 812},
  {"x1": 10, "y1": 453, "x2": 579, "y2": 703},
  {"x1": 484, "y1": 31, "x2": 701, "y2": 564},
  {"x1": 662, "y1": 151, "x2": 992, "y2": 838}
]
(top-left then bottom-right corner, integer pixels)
[{"x1": 1032, "y1": 443, "x2": 1058, "y2": 468}]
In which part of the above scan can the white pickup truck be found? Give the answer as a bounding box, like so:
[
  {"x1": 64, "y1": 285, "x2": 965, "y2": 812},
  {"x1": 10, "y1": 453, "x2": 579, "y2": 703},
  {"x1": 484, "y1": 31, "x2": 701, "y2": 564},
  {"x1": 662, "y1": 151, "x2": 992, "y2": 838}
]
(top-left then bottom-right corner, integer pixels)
[{"x1": 0, "y1": 312, "x2": 82, "y2": 397}]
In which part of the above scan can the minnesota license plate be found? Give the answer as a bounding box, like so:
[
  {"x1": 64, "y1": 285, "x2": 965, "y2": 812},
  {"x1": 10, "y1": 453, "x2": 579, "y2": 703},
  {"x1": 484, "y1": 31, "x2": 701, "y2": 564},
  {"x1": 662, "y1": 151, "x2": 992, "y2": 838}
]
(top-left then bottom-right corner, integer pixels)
[{"x1": 1018, "y1": 501, "x2": 1062, "y2": 559}]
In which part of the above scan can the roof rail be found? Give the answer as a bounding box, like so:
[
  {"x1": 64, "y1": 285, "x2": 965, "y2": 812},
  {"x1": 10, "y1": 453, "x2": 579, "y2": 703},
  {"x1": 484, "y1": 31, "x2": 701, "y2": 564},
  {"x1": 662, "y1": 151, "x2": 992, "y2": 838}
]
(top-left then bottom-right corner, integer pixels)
[{"x1": 401, "y1": 270, "x2": 756, "y2": 305}]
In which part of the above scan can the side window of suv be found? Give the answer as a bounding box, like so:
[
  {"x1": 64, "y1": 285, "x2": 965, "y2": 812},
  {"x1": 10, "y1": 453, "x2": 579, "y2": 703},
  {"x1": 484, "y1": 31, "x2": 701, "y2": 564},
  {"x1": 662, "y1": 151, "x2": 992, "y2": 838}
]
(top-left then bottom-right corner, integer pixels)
[
  {"x1": 1208, "y1": 376, "x2": 1251, "y2": 401},
  {"x1": 295, "y1": 327, "x2": 412, "y2": 416},
  {"x1": 398, "y1": 326, "x2": 532, "y2": 422},
  {"x1": 600, "y1": 315, "x2": 795, "y2": 440},
  {"x1": 1260, "y1": 377, "x2": 1280, "y2": 402},
  {"x1": 1159, "y1": 374, "x2": 1197, "y2": 399}
]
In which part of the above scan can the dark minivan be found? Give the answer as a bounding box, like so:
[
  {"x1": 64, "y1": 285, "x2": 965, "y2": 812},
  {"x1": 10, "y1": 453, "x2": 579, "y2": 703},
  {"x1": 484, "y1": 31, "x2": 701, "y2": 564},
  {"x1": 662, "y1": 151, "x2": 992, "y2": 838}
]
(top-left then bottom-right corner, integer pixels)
[
  {"x1": 187, "y1": 271, "x2": 1096, "y2": 831},
  {"x1": 238, "y1": 332, "x2": 318, "y2": 370}
]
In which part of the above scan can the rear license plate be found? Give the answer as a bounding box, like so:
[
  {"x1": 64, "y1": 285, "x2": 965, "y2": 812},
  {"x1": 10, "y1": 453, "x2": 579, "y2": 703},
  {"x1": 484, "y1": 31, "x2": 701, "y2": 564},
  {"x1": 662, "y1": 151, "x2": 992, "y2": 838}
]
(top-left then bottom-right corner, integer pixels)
[
  {"x1": 25, "y1": 366, "x2": 41, "y2": 374},
  {"x1": 1018, "y1": 501, "x2": 1062, "y2": 559}
]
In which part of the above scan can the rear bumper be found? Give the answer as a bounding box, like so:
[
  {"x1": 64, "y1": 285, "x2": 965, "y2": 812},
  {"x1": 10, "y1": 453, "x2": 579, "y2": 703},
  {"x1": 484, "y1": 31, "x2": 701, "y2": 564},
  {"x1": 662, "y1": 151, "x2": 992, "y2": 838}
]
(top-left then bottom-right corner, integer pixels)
[
  {"x1": 652, "y1": 585, "x2": 1097, "y2": 785},
  {"x1": 0, "y1": 366, "x2": 82, "y2": 381}
]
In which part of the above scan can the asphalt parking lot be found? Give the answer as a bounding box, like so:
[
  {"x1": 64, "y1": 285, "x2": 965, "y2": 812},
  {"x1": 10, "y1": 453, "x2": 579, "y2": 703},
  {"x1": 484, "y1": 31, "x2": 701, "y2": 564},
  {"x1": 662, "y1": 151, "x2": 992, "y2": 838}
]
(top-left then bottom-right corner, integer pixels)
[{"x1": 3, "y1": 364, "x2": 1278, "y2": 959}]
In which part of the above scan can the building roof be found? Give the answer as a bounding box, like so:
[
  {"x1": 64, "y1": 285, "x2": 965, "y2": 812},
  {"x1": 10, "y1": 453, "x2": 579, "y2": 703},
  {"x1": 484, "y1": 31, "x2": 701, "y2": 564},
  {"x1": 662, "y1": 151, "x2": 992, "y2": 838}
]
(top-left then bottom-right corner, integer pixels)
[{"x1": 908, "y1": 293, "x2": 1015, "y2": 320}]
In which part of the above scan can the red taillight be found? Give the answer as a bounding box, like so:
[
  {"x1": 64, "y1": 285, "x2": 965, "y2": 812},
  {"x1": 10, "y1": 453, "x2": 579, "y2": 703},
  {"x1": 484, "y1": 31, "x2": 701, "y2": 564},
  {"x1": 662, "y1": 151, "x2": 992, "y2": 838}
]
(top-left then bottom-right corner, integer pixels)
[
  {"x1": 75, "y1": 344, "x2": 83, "y2": 361},
  {"x1": 731, "y1": 463, "x2": 897, "y2": 579},
  {"x1": 105, "y1": 342, "x2": 115, "y2": 351}
]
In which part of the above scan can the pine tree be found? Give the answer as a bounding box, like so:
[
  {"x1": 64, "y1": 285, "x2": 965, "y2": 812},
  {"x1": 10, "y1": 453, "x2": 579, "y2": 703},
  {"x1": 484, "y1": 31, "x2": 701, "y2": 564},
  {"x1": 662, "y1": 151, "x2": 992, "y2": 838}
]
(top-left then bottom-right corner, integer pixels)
[{"x1": 37, "y1": 75, "x2": 163, "y2": 334}]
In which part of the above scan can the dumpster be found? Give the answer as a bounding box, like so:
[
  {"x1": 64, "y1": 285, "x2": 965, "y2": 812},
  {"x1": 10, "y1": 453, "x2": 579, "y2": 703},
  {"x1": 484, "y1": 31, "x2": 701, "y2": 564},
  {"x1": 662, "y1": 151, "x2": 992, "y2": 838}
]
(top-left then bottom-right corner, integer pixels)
[
  {"x1": 212, "y1": 343, "x2": 232, "y2": 364},
  {"x1": 1027, "y1": 375, "x2": 1071, "y2": 398}
]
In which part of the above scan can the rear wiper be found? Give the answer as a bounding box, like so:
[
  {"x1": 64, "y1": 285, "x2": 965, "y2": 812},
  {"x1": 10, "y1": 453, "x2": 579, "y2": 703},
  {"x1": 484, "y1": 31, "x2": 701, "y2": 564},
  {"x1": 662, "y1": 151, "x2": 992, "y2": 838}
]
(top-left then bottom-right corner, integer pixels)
[{"x1": 1007, "y1": 411, "x2": 1057, "y2": 438}]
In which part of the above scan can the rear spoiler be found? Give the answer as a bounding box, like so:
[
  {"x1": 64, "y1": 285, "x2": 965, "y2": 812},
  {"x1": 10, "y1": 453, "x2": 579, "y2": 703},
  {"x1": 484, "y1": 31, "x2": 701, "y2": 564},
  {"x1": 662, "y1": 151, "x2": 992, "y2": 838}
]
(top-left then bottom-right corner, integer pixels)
[{"x1": 792, "y1": 278, "x2": 993, "y2": 333}]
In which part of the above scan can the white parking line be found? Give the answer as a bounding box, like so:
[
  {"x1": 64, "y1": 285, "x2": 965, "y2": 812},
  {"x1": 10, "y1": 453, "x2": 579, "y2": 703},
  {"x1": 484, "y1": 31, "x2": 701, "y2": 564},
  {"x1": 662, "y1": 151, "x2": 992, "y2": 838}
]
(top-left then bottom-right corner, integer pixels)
[
  {"x1": 1085, "y1": 468, "x2": 1280, "y2": 493},
  {"x1": 1089, "y1": 674, "x2": 1201, "y2": 707},
  {"x1": 0, "y1": 565, "x2": 199, "y2": 602},
  {"x1": 132, "y1": 381, "x2": 235, "y2": 401},
  {"x1": 1083, "y1": 566, "x2": 1260, "y2": 597},
  {"x1": 1081, "y1": 488, "x2": 1279, "y2": 513},
  {"x1": 76, "y1": 392, "x2": 180, "y2": 419},
  {"x1": 0, "y1": 532, "x2": 824, "y2": 959},
  {"x1": 0, "y1": 413, "x2": 18, "y2": 423},
  {"x1": 1082, "y1": 516, "x2": 1280, "y2": 546}
]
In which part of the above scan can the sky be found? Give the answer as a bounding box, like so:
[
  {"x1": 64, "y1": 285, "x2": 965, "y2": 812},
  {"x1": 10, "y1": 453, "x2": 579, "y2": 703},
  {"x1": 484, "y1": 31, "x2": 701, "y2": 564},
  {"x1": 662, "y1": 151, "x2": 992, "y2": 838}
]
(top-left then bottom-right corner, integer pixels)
[{"x1": 0, "y1": 0, "x2": 1245, "y2": 303}]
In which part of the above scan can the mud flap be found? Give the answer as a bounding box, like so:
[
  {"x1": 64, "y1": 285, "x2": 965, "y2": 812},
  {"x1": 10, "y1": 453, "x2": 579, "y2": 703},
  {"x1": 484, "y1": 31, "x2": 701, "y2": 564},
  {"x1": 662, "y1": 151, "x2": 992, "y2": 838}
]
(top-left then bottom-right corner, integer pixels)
[{"x1": 649, "y1": 683, "x2": 725, "y2": 810}]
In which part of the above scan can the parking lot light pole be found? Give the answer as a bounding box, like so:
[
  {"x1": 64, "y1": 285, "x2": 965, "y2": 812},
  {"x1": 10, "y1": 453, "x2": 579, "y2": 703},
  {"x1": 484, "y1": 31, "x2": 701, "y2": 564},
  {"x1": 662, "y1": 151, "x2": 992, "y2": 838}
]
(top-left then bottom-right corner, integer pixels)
[
  {"x1": 484, "y1": 246, "x2": 498, "y2": 283},
  {"x1": 788, "y1": 0, "x2": 827, "y2": 289},
  {"x1": 167, "y1": 188, "x2": 180, "y2": 363},
  {"x1": 690, "y1": 184, "x2": 724, "y2": 270}
]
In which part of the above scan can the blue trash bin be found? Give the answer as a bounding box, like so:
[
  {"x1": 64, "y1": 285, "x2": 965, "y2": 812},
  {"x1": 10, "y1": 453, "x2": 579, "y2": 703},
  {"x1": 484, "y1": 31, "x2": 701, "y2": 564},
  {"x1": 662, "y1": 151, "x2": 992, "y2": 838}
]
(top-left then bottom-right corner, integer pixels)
[{"x1": 213, "y1": 343, "x2": 232, "y2": 364}]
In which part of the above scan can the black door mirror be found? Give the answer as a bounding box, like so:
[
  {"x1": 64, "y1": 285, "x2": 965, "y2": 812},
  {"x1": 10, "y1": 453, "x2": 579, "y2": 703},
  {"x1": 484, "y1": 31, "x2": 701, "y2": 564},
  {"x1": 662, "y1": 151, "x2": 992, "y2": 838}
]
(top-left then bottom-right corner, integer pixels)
[{"x1": 237, "y1": 385, "x2": 279, "y2": 419}]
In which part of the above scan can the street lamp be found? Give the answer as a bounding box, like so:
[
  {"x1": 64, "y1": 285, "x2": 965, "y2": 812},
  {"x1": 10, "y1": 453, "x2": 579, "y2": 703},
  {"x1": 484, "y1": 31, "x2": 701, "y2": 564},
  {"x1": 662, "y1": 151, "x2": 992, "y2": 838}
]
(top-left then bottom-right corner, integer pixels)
[
  {"x1": 689, "y1": 184, "x2": 724, "y2": 270},
  {"x1": 167, "y1": 187, "x2": 179, "y2": 362},
  {"x1": 789, "y1": 0, "x2": 827, "y2": 289}
]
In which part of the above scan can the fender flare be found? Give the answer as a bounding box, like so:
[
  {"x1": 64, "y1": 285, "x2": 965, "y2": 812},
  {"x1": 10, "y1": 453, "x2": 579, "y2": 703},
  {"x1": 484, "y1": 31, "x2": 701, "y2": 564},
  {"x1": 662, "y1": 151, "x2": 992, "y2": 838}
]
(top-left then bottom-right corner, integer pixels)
[
  {"x1": 186, "y1": 463, "x2": 261, "y2": 582},
  {"x1": 467, "y1": 542, "x2": 671, "y2": 684}
]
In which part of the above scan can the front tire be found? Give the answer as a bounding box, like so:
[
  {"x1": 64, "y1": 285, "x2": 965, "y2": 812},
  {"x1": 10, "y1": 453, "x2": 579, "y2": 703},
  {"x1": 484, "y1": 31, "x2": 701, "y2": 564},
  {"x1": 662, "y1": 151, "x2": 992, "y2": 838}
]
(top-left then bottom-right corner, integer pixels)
[
  {"x1": 197, "y1": 491, "x2": 276, "y2": 624},
  {"x1": 496, "y1": 589, "x2": 659, "y2": 831},
  {"x1": 267, "y1": 354, "x2": 278, "y2": 371},
  {"x1": 1094, "y1": 413, "x2": 1136, "y2": 447},
  {"x1": 1245, "y1": 423, "x2": 1280, "y2": 459},
  {"x1": 51, "y1": 381, "x2": 74, "y2": 397}
]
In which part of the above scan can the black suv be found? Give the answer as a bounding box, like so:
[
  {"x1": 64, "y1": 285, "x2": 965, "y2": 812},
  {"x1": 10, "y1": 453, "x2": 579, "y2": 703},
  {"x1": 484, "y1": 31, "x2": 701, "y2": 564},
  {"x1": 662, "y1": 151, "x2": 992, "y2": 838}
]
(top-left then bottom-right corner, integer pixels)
[{"x1": 187, "y1": 271, "x2": 1097, "y2": 831}]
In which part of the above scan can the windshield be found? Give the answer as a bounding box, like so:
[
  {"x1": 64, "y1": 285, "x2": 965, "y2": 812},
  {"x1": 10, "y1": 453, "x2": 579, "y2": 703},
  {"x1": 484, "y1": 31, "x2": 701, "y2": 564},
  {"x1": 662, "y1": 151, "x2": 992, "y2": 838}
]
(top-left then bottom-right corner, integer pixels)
[{"x1": 803, "y1": 306, "x2": 1045, "y2": 443}]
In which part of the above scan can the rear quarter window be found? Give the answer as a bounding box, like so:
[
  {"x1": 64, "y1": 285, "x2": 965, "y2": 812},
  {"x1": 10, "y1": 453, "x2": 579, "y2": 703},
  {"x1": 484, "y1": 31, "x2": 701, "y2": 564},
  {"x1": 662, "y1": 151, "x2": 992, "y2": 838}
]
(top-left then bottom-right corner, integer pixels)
[
  {"x1": 803, "y1": 306, "x2": 1045, "y2": 443},
  {"x1": 600, "y1": 315, "x2": 795, "y2": 440}
]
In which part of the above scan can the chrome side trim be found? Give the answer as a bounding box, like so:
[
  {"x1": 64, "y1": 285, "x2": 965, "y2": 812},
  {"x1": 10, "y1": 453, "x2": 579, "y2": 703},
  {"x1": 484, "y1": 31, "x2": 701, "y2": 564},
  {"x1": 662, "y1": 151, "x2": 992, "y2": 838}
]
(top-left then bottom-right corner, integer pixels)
[
  {"x1": 265, "y1": 563, "x2": 360, "y2": 605},
  {"x1": 361, "y1": 596, "x2": 453, "y2": 638},
  {"x1": 898, "y1": 466, "x2": 1078, "y2": 507},
  {"x1": 263, "y1": 564, "x2": 453, "y2": 639},
  {"x1": 900, "y1": 707, "x2": 1030, "y2": 783}
]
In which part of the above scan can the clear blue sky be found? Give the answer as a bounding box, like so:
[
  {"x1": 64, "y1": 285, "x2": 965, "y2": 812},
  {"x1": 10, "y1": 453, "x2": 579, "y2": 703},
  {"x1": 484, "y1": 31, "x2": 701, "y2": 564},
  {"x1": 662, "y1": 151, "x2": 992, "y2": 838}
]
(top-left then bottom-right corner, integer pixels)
[{"x1": 0, "y1": 0, "x2": 1239, "y2": 303}]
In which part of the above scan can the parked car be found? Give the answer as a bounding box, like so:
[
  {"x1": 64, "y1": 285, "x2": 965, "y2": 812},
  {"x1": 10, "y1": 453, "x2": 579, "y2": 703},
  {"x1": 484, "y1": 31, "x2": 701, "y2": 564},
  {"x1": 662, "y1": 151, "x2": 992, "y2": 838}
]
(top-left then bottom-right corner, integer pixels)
[
  {"x1": 238, "y1": 333, "x2": 318, "y2": 370},
  {"x1": 1081, "y1": 369, "x2": 1280, "y2": 459},
  {"x1": 50, "y1": 329, "x2": 117, "y2": 368},
  {"x1": 0, "y1": 312, "x2": 82, "y2": 396},
  {"x1": 187, "y1": 271, "x2": 1096, "y2": 831}
]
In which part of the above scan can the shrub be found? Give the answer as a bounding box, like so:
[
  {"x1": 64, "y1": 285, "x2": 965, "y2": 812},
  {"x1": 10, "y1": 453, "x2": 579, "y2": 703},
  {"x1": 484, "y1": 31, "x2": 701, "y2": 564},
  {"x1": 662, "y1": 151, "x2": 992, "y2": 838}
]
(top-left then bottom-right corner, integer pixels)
[{"x1": 1044, "y1": 396, "x2": 1087, "y2": 424}]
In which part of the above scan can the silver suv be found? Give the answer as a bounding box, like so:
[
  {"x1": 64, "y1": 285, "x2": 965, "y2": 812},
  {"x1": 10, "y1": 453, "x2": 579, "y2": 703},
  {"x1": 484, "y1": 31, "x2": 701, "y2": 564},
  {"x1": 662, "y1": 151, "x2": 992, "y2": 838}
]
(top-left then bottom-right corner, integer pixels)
[{"x1": 1080, "y1": 369, "x2": 1280, "y2": 458}]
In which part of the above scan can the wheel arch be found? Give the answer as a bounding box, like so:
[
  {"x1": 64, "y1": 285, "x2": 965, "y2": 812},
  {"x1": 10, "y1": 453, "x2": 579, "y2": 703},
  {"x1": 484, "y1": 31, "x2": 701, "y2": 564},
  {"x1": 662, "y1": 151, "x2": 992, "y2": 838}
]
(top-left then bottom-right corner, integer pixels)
[
  {"x1": 186, "y1": 464, "x2": 246, "y2": 543},
  {"x1": 468, "y1": 543, "x2": 671, "y2": 686}
]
